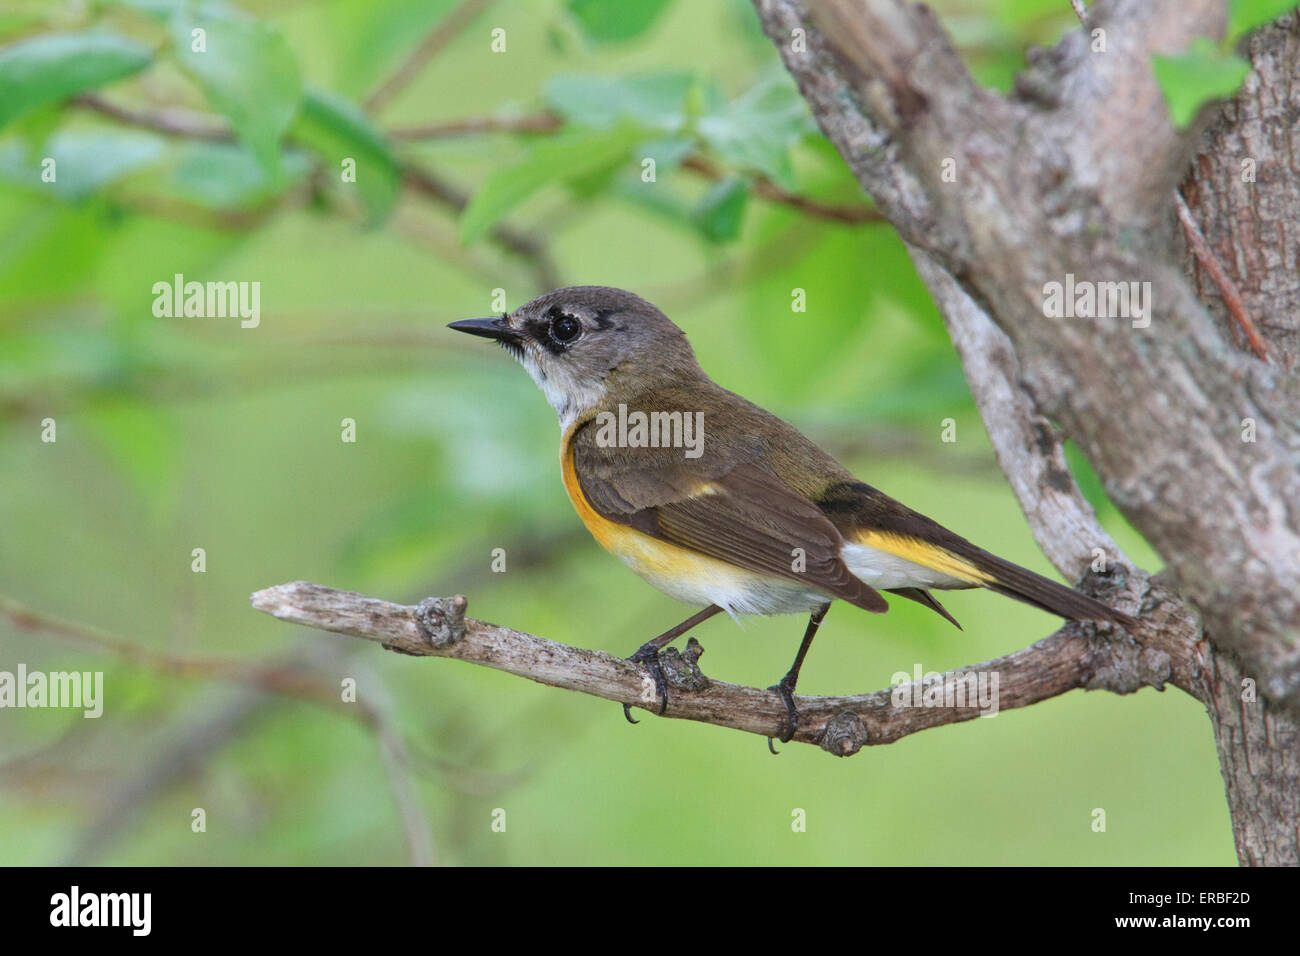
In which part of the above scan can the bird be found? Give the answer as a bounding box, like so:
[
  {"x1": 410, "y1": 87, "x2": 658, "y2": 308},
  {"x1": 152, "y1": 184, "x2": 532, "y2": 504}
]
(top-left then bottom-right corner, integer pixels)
[{"x1": 449, "y1": 286, "x2": 1133, "y2": 750}]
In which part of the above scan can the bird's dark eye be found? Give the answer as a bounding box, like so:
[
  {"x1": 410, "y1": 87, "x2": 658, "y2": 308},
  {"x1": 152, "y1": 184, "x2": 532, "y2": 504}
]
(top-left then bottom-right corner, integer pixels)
[{"x1": 550, "y1": 313, "x2": 581, "y2": 343}]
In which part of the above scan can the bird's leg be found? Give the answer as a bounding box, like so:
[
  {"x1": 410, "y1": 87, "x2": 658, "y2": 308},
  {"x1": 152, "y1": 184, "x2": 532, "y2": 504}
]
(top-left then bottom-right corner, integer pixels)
[
  {"x1": 624, "y1": 604, "x2": 722, "y2": 724},
  {"x1": 768, "y1": 602, "x2": 831, "y2": 754}
]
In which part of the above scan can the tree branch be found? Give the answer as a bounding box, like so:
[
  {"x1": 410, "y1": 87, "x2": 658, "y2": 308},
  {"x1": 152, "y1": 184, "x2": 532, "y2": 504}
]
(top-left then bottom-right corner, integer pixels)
[
  {"x1": 250, "y1": 581, "x2": 1201, "y2": 756},
  {"x1": 388, "y1": 113, "x2": 564, "y2": 139},
  {"x1": 72, "y1": 91, "x2": 562, "y2": 291},
  {"x1": 754, "y1": 0, "x2": 1300, "y2": 861},
  {"x1": 364, "y1": 0, "x2": 497, "y2": 115},
  {"x1": 756, "y1": 0, "x2": 1300, "y2": 712},
  {"x1": 389, "y1": 114, "x2": 885, "y2": 225}
]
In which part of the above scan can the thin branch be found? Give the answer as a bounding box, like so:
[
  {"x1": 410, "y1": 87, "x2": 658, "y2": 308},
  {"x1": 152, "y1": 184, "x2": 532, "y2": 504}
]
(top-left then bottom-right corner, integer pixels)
[
  {"x1": 388, "y1": 113, "x2": 564, "y2": 139},
  {"x1": 909, "y1": 249, "x2": 1128, "y2": 580},
  {"x1": 4, "y1": 594, "x2": 441, "y2": 865},
  {"x1": 251, "y1": 582, "x2": 1198, "y2": 755},
  {"x1": 364, "y1": 0, "x2": 497, "y2": 115},
  {"x1": 73, "y1": 92, "x2": 233, "y2": 141},
  {"x1": 71, "y1": 91, "x2": 561, "y2": 290},
  {"x1": 1, "y1": 594, "x2": 341, "y2": 708},
  {"x1": 352, "y1": 662, "x2": 437, "y2": 866},
  {"x1": 65, "y1": 687, "x2": 272, "y2": 865},
  {"x1": 680, "y1": 153, "x2": 885, "y2": 224},
  {"x1": 391, "y1": 113, "x2": 884, "y2": 225},
  {"x1": 401, "y1": 163, "x2": 562, "y2": 289},
  {"x1": 1175, "y1": 190, "x2": 1273, "y2": 363},
  {"x1": 1069, "y1": 0, "x2": 1088, "y2": 24}
]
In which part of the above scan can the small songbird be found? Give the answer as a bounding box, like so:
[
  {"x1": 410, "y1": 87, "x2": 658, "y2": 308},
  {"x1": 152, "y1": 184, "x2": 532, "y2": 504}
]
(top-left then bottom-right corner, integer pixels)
[{"x1": 449, "y1": 286, "x2": 1132, "y2": 749}]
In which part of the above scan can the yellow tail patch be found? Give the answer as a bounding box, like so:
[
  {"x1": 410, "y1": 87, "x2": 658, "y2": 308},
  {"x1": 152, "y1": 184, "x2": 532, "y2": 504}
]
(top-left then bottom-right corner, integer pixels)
[{"x1": 852, "y1": 530, "x2": 994, "y2": 585}]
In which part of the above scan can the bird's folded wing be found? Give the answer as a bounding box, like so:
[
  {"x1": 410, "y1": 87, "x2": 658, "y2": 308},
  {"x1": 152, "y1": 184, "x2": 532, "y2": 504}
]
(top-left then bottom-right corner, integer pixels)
[{"x1": 572, "y1": 426, "x2": 887, "y2": 613}]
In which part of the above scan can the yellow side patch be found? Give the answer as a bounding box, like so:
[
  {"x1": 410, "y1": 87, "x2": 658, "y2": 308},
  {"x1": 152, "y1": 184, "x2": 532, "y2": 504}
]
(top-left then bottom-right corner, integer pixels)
[
  {"x1": 852, "y1": 530, "x2": 995, "y2": 585},
  {"x1": 560, "y1": 427, "x2": 625, "y2": 553},
  {"x1": 559, "y1": 426, "x2": 781, "y2": 607}
]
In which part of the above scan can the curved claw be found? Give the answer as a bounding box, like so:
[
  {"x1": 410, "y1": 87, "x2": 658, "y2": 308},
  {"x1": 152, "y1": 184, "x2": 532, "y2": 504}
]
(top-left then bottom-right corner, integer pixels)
[
  {"x1": 770, "y1": 681, "x2": 798, "y2": 745},
  {"x1": 767, "y1": 735, "x2": 781, "y2": 755},
  {"x1": 623, "y1": 644, "x2": 670, "y2": 723}
]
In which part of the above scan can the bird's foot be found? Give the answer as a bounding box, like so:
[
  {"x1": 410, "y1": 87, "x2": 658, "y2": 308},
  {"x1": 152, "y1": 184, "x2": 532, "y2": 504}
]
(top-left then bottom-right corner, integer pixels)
[
  {"x1": 623, "y1": 641, "x2": 670, "y2": 724},
  {"x1": 766, "y1": 677, "x2": 799, "y2": 755},
  {"x1": 622, "y1": 637, "x2": 709, "y2": 724}
]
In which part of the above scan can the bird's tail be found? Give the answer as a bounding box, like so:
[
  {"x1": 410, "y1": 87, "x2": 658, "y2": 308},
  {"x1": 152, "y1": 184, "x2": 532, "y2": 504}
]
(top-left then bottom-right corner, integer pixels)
[
  {"x1": 848, "y1": 527, "x2": 1134, "y2": 627},
  {"x1": 957, "y1": 545, "x2": 1134, "y2": 627}
]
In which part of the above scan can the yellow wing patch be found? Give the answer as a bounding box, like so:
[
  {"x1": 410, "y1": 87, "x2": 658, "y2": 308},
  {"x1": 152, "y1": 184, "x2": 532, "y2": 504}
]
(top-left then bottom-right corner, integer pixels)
[{"x1": 852, "y1": 530, "x2": 994, "y2": 585}]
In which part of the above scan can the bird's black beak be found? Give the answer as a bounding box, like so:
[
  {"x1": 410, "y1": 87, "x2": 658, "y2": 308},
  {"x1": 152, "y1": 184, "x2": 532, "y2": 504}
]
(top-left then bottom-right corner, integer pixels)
[{"x1": 447, "y1": 316, "x2": 522, "y2": 344}]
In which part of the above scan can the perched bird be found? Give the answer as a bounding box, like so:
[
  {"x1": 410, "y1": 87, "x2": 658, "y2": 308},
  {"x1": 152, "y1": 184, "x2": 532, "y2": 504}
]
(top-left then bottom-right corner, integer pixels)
[{"x1": 450, "y1": 286, "x2": 1132, "y2": 749}]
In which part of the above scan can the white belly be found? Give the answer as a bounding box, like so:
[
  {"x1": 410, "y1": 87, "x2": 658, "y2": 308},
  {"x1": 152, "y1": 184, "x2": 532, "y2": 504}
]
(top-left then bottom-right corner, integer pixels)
[{"x1": 613, "y1": 537, "x2": 830, "y2": 618}]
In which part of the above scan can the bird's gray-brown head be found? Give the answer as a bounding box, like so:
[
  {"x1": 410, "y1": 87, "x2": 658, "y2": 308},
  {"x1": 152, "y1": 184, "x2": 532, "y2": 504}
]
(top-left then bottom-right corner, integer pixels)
[{"x1": 448, "y1": 286, "x2": 703, "y2": 428}]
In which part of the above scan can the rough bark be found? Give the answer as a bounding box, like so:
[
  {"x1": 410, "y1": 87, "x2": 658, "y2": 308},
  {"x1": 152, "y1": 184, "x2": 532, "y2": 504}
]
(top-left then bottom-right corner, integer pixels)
[
  {"x1": 753, "y1": 0, "x2": 1300, "y2": 864},
  {"x1": 250, "y1": 582, "x2": 1196, "y2": 755},
  {"x1": 1183, "y1": 16, "x2": 1300, "y2": 363}
]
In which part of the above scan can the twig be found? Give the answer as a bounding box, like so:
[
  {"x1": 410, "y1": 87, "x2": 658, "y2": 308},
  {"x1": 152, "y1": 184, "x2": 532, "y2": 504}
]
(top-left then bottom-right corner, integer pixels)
[
  {"x1": 388, "y1": 113, "x2": 564, "y2": 139},
  {"x1": 73, "y1": 92, "x2": 233, "y2": 141},
  {"x1": 1175, "y1": 191, "x2": 1272, "y2": 363},
  {"x1": 1, "y1": 594, "x2": 341, "y2": 708},
  {"x1": 250, "y1": 582, "x2": 1193, "y2": 756},
  {"x1": 364, "y1": 0, "x2": 497, "y2": 115},
  {"x1": 353, "y1": 662, "x2": 437, "y2": 866},
  {"x1": 1069, "y1": 0, "x2": 1088, "y2": 24},
  {"x1": 71, "y1": 91, "x2": 562, "y2": 290},
  {"x1": 390, "y1": 115, "x2": 884, "y2": 225},
  {"x1": 4, "y1": 594, "x2": 443, "y2": 865},
  {"x1": 681, "y1": 153, "x2": 885, "y2": 224},
  {"x1": 65, "y1": 687, "x2": 272, "y2": 864},
  {"x1": 402, "y1": 164, "x2": 562, "y2": 288}
]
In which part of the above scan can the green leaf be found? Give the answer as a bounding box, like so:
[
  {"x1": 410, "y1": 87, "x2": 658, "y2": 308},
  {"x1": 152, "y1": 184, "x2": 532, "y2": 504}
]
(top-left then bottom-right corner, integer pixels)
[
  {"x1": 543, "y1": 72, "x2": 698, "y2": 131},
  {"x1": 0, "y1": 31, "x2": 153, "y2": 129},
  {"x1": 691, "y1": 176, "x2": 748, "y2": 242},
  {"x1": 1228, "y1": 0, "x2": 1298, "y2": 43},
  {"x1": 565, "y1": 0, "x2": 674, "y2": 42},
  {"x1": 292, "y1": 89, "x2": 400, "y2": 225},
  {"x1": 697, "y1": 75, "x2": 815, "y2": 191},
  {"x1": 169, "y1": 9, "x2": 302, "y2": 180},
  {"x1": 1152, "y1": 38, "x2": 1251, "y2": 128},
  {"x1": 0, "y1": 129, "x2": 165, "y2": 200},
  {"x1": 160, "y1": 140, "x2": 312, "y2": 208},
  {"x1": 459, "y1": 126, "x2": 640, "y2": 244}
]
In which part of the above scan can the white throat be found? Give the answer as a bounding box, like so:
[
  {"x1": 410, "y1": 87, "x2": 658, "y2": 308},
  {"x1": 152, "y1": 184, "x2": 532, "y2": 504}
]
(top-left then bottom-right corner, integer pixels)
[{"x1": 517, "y1": 350, "x2": 606, "y2": 431}]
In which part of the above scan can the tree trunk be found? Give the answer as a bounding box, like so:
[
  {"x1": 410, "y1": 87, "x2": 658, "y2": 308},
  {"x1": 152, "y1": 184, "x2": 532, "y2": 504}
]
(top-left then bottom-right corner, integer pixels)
[{"x1": 754, "y1": 0, "x2": 1300, "y2": 864}]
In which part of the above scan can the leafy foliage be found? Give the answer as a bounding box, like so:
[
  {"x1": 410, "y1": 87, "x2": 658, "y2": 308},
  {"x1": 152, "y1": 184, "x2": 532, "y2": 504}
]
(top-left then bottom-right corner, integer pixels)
[
  {"x1": 0, "y1": 0, "x2": 1230, "y2": 867},
  {"x1": 168, "y1": 8, "x2": 302, "y2": 180},
  {"x1": 0, "y1": 32, "x2": 152, "y2": 129},
  {"x1": 1153, "y1": 38, "x2": 1252, "y2": 129}
]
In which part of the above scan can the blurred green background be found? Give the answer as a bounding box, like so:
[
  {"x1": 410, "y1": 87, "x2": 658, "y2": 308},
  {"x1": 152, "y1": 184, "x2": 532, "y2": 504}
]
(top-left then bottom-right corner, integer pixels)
[{"x1": 0, "y1": 0, "x2": 1233, "y2": 865}]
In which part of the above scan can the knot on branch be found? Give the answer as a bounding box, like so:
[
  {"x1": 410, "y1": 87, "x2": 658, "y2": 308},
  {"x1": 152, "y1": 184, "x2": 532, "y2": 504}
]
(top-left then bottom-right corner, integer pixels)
[
  {"x1": 1077, "y1": 561, "x2": 1134, "y2": 609},
  {"x1": 415, "y1": 595, "x2": 467, "y2": 648},
  {"x1": 659, "y1": 637, "x2": 709, "y2": 693},
  {"x1": 1084, "y1": 629, "x2": 1172, "y2": 695},
  {"x1": 820, "y1": 710, "x2": 869, "y2": 757}
]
